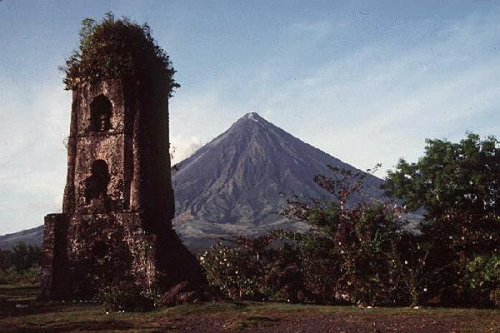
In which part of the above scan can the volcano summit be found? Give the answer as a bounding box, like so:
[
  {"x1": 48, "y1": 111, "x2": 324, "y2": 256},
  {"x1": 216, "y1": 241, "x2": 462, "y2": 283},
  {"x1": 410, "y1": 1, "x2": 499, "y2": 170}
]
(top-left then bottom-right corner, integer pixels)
[{"x1": 172, "y1": 113, "x2": 387, "y2": 249}]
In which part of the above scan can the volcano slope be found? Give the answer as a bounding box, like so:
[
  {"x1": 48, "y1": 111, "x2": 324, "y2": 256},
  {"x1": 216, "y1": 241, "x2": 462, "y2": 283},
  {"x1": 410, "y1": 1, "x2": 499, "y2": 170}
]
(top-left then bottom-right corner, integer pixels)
[
  {"x1": 172, "y1": 112, "x2": 388, "y2": 250},
  {"x1": 0, "y1": 113, "x2": 390, "y2": 252}
]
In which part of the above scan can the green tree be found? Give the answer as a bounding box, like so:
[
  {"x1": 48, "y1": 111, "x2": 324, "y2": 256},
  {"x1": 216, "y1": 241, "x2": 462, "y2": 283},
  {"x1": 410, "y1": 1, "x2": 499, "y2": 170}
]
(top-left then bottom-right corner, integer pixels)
[
  {"x1": 385, "y1": 133, "x2": 500, "y2": 217},
  {"x1": 26, "y1": 245, "x2": 41, "y2": 269},
  {"x1": 10, "y1": 242, "x2": 41, "y2": 272},
  {"x1": 282, "y1": 166, "x2": 408, "y2": 306},
  {"x1": 384, "y1": 133, "x2": 500, "y2": 306},
  {"x1": 0, "y1": 250, "x2": 11, "y2": 271},
  {"x1": 11, "y1": 242, "x2": 29, "y2": 271},
  {"x1": 466, "y1": 254, "x2": 500, "y2": 307}
]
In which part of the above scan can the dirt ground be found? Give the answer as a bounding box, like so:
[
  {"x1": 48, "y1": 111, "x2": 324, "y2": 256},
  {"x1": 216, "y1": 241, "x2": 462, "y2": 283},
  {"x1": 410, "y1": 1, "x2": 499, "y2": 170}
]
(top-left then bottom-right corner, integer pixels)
[{"x1": 1, "y1": 285, "x2": 499, "y2": 333}]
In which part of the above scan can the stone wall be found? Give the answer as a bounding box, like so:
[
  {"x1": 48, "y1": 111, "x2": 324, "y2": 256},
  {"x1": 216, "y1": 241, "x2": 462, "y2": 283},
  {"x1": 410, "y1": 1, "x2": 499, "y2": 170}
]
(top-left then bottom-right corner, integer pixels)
[{"x1": 41, "y1": 79, "x2": 203, "y2": 299}]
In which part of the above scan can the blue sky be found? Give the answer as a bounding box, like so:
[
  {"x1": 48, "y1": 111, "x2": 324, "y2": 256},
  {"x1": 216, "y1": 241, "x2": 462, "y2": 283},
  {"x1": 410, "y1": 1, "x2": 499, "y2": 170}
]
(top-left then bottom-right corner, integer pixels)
[{"x1": 1, "y1": 0, "x2": 500, "y2": 234}]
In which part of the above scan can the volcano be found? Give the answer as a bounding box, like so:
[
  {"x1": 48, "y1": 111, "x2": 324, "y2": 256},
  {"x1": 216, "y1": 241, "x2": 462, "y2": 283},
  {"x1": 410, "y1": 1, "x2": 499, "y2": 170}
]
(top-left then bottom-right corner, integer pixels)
[
  {"x1": 0, "y1": 113, "x2": 389, "y2": 251},
  {"x1": 172, "y1": 112, "x2": 387, "y2": 249}
]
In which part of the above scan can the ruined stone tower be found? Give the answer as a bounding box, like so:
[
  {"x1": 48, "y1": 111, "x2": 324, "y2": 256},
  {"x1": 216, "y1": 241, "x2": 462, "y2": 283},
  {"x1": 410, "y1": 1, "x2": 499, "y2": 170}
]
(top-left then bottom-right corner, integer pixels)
[
  {"x1": 41, "y1": 78, "x2": 202, "y2": 299},
  {"x1": 41, "y1": 17, "x2": 202, "y2": 299}
]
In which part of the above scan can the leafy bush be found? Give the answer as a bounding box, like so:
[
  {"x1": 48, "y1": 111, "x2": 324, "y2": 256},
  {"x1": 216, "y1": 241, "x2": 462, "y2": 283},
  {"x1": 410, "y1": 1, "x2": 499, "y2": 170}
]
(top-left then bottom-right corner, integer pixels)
[
  {"x1": 282, "y1": 166, "x2": 413, "y2": 306},
  {"x1": 466, "y1": 254, "x2": 500, "y2": 307},
  {"x1": 202, "y1": 156, "x2": 500, "y2": 308},
  {"x1": 0, "y1": 242, "x2": 41, "y2": 286},
  {"x1": 0, "y1": 268, "x2": 40, "y2": 285},
  {"x1": 10, "y1": 242, "x2": 41, "y2": 272},
  {"x1": 95, "y1": 279, "x2": 161, "y2": 312},
  {"x1": 201, "y1": 231, "x2": 304, "y2": 302},
  {"x1": 61, "y1": 13, "x2": 179, "y2": 96},
  {"x1": 385, "y1": 133, "x2": 500, "y2": 306},
  {"x1": 202, "y1": 166, "x2": 422, "y2": 307}
]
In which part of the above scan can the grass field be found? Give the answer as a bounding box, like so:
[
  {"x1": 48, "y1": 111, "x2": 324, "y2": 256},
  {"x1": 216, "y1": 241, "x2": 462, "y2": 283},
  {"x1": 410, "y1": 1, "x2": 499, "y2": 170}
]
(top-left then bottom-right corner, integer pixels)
[{"x1": 0, "y1": 285, "x2": 499, "y2": 332}]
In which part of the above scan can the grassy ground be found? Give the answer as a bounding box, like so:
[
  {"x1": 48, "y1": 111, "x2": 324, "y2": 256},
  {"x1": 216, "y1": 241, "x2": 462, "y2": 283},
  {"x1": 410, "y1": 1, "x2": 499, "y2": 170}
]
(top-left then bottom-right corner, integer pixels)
[{"x1": 0, "y1": 285, "x2": 499, "y2": 333}]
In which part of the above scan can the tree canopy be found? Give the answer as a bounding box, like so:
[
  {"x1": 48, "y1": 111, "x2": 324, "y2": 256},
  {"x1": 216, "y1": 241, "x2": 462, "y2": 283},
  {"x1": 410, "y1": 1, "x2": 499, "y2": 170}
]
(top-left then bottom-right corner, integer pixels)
[
  {"x1": 384, "y1": 133, "x2": 500, "y2": 218},
  {"x1": 384, "y1": 133, "x2": 500, "y2": 306}
]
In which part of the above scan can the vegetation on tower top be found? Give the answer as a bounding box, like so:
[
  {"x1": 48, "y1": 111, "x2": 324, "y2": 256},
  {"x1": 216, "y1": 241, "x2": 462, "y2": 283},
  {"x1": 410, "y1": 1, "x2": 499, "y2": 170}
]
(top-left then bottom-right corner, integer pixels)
[{"x1": 61, "y1": 13, "x2": 180, "y2": 97}]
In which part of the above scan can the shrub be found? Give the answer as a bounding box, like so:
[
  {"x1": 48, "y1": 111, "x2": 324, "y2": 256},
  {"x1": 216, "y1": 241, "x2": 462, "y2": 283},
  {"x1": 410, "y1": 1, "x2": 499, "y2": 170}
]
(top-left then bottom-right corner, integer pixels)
[
  {"x1": 466, "y1": 254, "x2": 500, "y2": 307},
  {"x1": 385, "y1": 133, "x2": 500, "y2": 306},
  {"x1": 200, "y1": 231, "x2": 304, "y2": 302},
  {"x1": 202, "y1": 166, "x2": 417, "y2": 307},
  {"x1": 0, "y1": 268, "x2": 40, "y2": 285},
  {"x1": 95, "y1": 279, "x2": 161, "y2": 312},
  {"x1": 61, "y1": 13, "x2": 179, "y2": 96},
  {"x1": 202, "y1": 158, "x2": 500, "y2": 308},
  {"x1": 281, "y1": 166, "x2": 410, "y2": 306},
  {"x1": 10, "y1": 242, "x2": 41, "y2": 272}
]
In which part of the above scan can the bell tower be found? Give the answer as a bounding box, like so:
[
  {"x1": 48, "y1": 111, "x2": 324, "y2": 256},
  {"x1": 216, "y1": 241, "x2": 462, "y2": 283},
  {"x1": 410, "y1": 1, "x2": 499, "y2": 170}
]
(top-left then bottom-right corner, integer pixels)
[
  {"x1": 65, "y1": 81, "x2": 136, "y2": 217},
  {"x1": 40, "y1": 17, "x2": 202, "y2": 299}
]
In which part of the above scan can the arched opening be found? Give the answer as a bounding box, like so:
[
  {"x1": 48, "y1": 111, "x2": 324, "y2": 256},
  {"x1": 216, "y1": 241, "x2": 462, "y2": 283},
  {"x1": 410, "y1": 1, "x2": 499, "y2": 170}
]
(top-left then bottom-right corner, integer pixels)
[
  {"x1": 84, "y1": 159, "x2": 111, "y2": 204},
  {"x1": 90, "y1": 94, "x2": 112, "y2": 132}
]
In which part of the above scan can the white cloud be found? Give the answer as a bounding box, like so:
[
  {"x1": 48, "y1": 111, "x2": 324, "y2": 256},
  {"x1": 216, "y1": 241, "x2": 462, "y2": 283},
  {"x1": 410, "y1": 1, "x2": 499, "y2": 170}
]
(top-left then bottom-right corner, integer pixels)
[{"x1": 170, "y1": 135, "x2": 204, "y2": 165}]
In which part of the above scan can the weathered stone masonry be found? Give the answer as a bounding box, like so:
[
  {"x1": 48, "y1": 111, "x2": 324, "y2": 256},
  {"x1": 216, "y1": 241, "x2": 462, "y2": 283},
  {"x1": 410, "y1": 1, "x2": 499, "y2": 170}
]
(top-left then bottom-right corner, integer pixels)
[{"x1": 41, "y1": 79, "x2": 202, "y2": 299}]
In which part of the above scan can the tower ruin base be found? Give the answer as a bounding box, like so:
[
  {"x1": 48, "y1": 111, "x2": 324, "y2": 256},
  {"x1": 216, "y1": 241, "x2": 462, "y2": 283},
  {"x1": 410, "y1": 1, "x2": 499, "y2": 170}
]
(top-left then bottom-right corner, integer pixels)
[{"x1": 41, "y1": 212, "x2": 202, "y2": 299}]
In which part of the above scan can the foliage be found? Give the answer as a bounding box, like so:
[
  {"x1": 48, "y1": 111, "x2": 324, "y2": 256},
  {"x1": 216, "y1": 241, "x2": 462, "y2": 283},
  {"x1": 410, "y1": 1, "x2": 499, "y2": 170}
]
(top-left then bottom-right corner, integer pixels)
[
  {"x1": 10, "y1": 242, "x2": 41, "y2": 272},
  {"x1": 0, "y1": 242, "x2": 41, "y2": 286},
  {"x1": 282, "y1": 166, "x2": 409, "y2": 306},
  {"x1": 61, "y1": 12, "x2": 180, "y2": 96},
  {"x1": 0, "y1": 268, "x2": 40, "y2": 285},
  {"x1": 0, "y1": 249, "x2": 11, "y2": 271},
  {"x1": 202, "y1": 166, "x2": 417, "y2": 307},
  {"x1": 385, "y1": 133, "x2": 500, "y2": 307},
  {"x1": 95, "y1": 279, "x2": 161, "y2": 312},
  {"x1": 384, "y1": 133, "x2": 500, "y2": 217},
  {"x1": 466, "y1": 254, "x2": 500, "y2": 307},
  {"x1": 200, "y1": 231, "x2": 304, "y2": 302}
]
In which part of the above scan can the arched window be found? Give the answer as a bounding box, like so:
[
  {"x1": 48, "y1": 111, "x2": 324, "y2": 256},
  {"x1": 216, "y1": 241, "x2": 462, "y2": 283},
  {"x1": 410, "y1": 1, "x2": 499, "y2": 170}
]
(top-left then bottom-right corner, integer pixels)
[
  {"x1": 90, "y1": 94, "x2": 112, "y2": 132},
  {"x1": 84, "y1": 160, "x2": 110, "y2": 204}
]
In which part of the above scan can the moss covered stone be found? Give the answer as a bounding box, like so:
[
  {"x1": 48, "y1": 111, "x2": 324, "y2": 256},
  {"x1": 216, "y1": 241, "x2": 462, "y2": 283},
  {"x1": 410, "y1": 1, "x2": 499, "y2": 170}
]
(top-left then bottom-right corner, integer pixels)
[{"x1": 61, "y1": 13, "x2": 180, "y2": 97}]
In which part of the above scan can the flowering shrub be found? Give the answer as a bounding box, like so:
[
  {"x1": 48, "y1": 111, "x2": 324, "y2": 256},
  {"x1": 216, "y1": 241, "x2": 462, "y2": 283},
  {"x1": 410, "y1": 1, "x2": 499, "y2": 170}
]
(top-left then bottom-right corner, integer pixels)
[
  {"x1": 385, "y1": 133, "x2": 500, "y2": 306},
  {"x1": 200, "y1": 231, "x2": 304, "y2": 301},
  {"x1": 281, "y1": 166, "x2": 414, "y2": 306},
  {"x1": 201, "y1": 166, "x2": 418, "y2": 306},
  {"x1": 202, "y1": 159, "x2": 499, "y2": 308}
]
